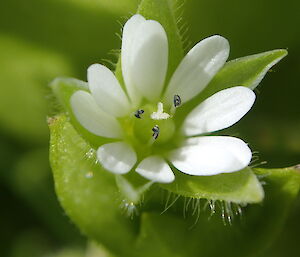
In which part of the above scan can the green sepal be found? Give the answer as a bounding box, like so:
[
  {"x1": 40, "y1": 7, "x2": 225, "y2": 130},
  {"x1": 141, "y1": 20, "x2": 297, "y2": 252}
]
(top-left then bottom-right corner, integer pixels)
[
  {"x1": 177, "y1": 49, "x2": 288, "y2": 121},
  {"x1": 50, "y1": 77, "x2": 88, "y2": 111},
  {"x1": 210, "y1": 49, "x2": 287, "y2": 90},
  {"x1": 160, "y1": 167, "x2": 264, "y2": 204}
]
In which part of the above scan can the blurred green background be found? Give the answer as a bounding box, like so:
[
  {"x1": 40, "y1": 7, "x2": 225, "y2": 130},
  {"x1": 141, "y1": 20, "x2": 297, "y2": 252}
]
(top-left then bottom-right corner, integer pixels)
[{"x1": 0, "y1": 0, "x2": 299, "y2": 256}]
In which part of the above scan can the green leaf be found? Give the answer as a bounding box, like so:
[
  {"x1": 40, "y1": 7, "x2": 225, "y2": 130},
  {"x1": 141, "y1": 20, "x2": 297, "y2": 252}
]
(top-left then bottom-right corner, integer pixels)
[
  {"x1": 160, "y1": 167, "x2": 264, "y2": 204},
  {"x1": 135, "y1": 167, "x2": 300, "y2": 257},
  {"x1": 177, "y1": 49, "x2": 287, "y2": 120},
  {"x1": 115, "y1": 0, "x2": 184, "y2": 85},
  {"x1": 49, "y1": 114, "x2": 138, "y2": 257}
]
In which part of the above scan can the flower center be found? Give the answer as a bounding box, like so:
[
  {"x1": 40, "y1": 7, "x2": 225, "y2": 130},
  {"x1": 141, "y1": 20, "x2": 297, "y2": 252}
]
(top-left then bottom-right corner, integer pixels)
[
  {"x1": 118, "y1": 95, "x2": 182, "y2": 157},
  {"x1": 133, "y1": 102, "x2": 175, "y2": 145}
]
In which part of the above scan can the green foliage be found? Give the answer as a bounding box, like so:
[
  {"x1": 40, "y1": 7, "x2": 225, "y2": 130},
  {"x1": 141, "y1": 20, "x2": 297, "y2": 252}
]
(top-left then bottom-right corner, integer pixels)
[{"x1": 49, "y1": 114, "x2": 300, "y2": 257}]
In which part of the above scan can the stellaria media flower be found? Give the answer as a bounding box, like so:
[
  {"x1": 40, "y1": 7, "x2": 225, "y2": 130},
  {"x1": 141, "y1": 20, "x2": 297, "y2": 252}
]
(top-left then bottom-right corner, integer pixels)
[{"x1": 70, "y1": 14, "x2": 255, "y2": 184}]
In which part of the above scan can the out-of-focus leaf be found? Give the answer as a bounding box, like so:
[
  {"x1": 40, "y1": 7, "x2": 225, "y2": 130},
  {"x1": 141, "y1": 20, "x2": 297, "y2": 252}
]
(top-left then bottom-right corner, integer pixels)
[
  {"x1": 46, "y1": 248, "x2": 84, "y2": 257},
  {"x1": 10, "y1": 230, "x2": 52, "y2": 257},
  {"x1": 63, "y1": 0, "x2": 139, "y2": 15},
  {"x1": 85, "y1": 241, "x2": 115, "y2": 257},
  {"x1": 161, "y1": 167, "x2": 264, "y2": 204},
  {"x1": 0, "y1": 35, "x2": 72, "y2": 144},
  {"x1": 10, "y1": 148, "x2": 83, "y2": 245},
  {"x1": 0, "y1": 0, "x2": 135, "y2": 75}
]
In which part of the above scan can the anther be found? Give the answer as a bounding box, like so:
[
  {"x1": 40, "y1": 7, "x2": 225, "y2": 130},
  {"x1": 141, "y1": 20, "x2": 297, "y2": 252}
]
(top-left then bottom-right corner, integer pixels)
[
  {"x1": 152, "y1": 125, "x2": 160, "y2": 140},
  {"x1": 134, "y1": 109, "x2": 144, "y2": 118},
  {"x1": 174, "y1": 95, "x2": 181, "y2": 108}
]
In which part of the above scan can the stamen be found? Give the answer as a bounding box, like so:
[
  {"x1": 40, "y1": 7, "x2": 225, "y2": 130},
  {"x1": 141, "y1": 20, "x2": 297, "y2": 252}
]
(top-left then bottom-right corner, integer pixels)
[
  {"x1": 170, "y1": 94, "x2": 181, "y2": 115},
  {"x1": 152, "y1": 125, "x2": 160, "y2": 140},
  {"x1": 174, "y1": 95, "x2": 181, "y2": 107},
  {"x1": 134, "y1": 109, "x2": 144, "y2": 118}
]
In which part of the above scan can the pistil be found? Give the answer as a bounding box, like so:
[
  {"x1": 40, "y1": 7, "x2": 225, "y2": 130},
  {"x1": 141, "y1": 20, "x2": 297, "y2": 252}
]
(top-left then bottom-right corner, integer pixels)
[{"x1": 151, "y1": 102, "x2": 170, "y2": 120}]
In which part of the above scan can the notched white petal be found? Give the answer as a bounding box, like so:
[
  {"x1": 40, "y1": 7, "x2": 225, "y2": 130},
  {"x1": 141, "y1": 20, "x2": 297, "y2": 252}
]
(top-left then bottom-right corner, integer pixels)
[
  {"x1": 169, "y1": 136, "x2": 252, "y2": 176},
  {"x1": 164, "y1": 35, "x2": 230, "y2": 105},
  {"x1": 88, "y1": 64, "x2": 130, "y2": 117},
  {"x1": 70, "y1": 90, "x2": 122, "y2": 138},
  {"x1": 130, "y1": 20, "x2": 168, "y2": 102},
  {"x1": 136, "y1": 156, "x2": 175, "y2": 183},
  {"x1": 97, "y1": 142, "x2": 137, "y2": 174},
  {"x1": 121, "y1": 14, "x2": 146, "y2": 103},
  {"x1": 183, "y1": 86, "x2": 256, "y2": 136}
]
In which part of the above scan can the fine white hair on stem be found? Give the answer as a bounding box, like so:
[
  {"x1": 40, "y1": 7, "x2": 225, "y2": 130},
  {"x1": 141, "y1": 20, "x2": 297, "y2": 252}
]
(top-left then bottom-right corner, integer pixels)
[
  {"x1": 250, "y1": 149, "x2": 267, "y2": 168},
  {"x1": 101, "y1": 58, "x2": 117, "y2": 70},
  {"x1": 115, "y1": 32, "x2": 122, "y2": 41},
  {"x1": 161, "y1": 194, "x2": 246, "y2": 227},
  {"x1": 188, "y1": 199, "x2": 201, "y2": 229},
  {"x1": 161, "y1": 193, "x2": 181, "y2": 214},
  {"x1": 174, "y1": 0, "x2": 192, "y2": 53}
]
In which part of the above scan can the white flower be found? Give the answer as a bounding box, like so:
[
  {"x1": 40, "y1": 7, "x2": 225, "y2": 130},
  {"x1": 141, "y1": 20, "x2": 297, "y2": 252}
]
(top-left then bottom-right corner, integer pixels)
[{"x1": 70, "y1": 14, "x2": 255, "y2": 184}]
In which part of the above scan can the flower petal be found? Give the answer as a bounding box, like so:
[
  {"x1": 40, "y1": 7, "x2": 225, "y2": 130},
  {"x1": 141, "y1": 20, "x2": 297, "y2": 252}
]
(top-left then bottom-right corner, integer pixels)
[
  {"x1": 164, "y1": 35, "x2": 229, "y2": 105},
  {"x1": 168, "y1": 136, "x2": 252, "y2": 176},
  {"x1": 136, "y1": 156, "x2": 175, "y2": 183},
  {"x1": 183, "y1": 86, "x2": 256, "y2": 136},
  {"x1": 88, "y1": 64, "x2": 131, "y2": 117},
  {"x1": 121, "y1": 14, "x2": 146, "y2": 104},
  {"x1": 70, "y1": 90, "x2": 122, "y2": 138},
  {"x1": 97, "y1": 142, "x2": 137, "y2": 174},
  {"x1": 129, "y1": 20, "x2": 168, "y2": 102}
]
